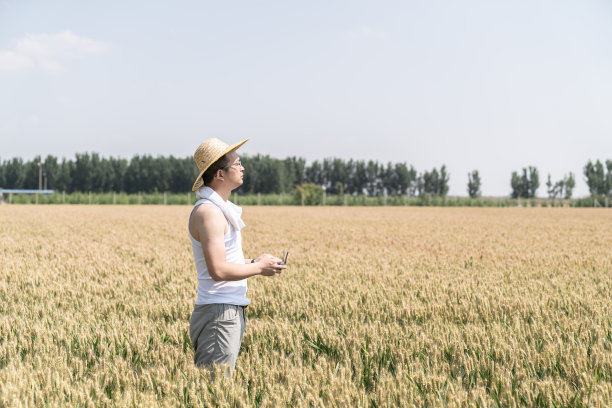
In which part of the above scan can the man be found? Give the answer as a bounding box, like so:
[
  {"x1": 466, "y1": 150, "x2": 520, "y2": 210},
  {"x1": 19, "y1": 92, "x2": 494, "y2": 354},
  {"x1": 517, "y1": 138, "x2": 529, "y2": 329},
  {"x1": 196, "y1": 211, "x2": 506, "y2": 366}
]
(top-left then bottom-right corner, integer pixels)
[{"x1": 187, "y1": 137, "x2": 286, "y2": 373}]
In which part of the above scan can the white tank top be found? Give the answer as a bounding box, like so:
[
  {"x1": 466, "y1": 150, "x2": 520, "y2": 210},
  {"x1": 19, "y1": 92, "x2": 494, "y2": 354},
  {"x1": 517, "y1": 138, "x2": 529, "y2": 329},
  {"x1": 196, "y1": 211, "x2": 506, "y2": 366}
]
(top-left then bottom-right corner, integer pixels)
[{"x1": 189, "y1": 199, "x2": 250, "y2": 306}]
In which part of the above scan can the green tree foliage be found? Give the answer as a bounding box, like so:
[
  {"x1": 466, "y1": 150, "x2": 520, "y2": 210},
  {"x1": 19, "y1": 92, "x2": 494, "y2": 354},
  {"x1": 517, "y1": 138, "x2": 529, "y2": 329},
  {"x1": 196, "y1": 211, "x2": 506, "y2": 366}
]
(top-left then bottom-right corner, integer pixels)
[
  {"x1": 300, "y1": 158, "x2": 417, "y2": 196},
  {"x1": 240, "y1": 154, "x2": 282, "y2": 194},
  {"x1": 43, "y1": 155, "x2": 59, "y2": 191},
  {"x1": 584, "y1": 160, "x2": 612, "y2": 197},
  {"x1": 399, "y1": 163, "x2": 418, "y2": 197},
  {"x1": 527, "y1": 167, "x2": 539, "y2": 198},
  {"x1": 3, "y1": 158, "x2": 26, "y2": 189},
  {"x1": 0, "y1": 154, "x2": 199, "y2": 193},
  {"x1": 381, "y1": 162, "x2": 417, "y2": 196},
  {"x1": 324, "y1": 158, "x2": 346, "y2": 194},
  {"x1": 8, "y1": 153, "x2": 598, "y2": 203},
  {"x1": 467, "y1": 170, "x2": 481, "y2": 198},
  {"x1": 510, "y1": 166, "x2": 539, "y2": 198},
  {"x1": 281, "y1": 157, "x2": 305, "y2": 193},
  {"x1": 417, "y1": 166, "x2": 449, "y2": 197},
  {"x1": 108, "y1": 157, "x2": 128, "y2": 192},
  {"x1": 293, "y1": 182, "x2": 324, "y2": 205},
  {"x1": 546, "y1": 174, "x2": 561, "y2": 200},
  {"x1": 24, "y1": 156, "x2": 42, "y2": 189},
  {"x1": 365, "y1": 160, "x2": 382, "y2": 196},
  {"x1": 564, "y1": 173, "x2": 575, "y2": 199},
  {"x1": 73, "y1": 153, "x2": 93, "y2": 192},
  {"x1": 0, "y1": 154, "x2": 425, "y2": 197},
  {"x1": 510, "y1": 172, "x2": 522, "y2": 198},
  {"x1": 305, "y1": 160, "x2": 323, "y2": 187},
  {"x1": 545, "y1": 173, "x2": 575, "y2": 200},
  {"x1": 350, "y1": 160, "x2": 367, "y2": 195},
  {"x1": 57, "y1": 158, "x2": 74, "y2": 193}
]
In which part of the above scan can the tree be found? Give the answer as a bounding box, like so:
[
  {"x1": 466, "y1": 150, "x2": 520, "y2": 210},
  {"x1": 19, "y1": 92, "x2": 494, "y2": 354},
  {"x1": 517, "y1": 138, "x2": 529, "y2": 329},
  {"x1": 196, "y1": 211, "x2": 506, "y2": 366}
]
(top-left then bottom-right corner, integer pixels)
[
  {"x1": 607, "y1": 160, "x2": 612, "y2": 197},
  {"x1": 467, "y1": 170, "x2": 481, "y2": 198},
  {"x1": 546, "y1": 174, "x2": 557, "y2": 199},
  {"x1": 326, "y1": 158, "x2": 347, "y2": 195},
  {"x1": 396, "y1": 163, "x2": 417, "y2": 196},
  {"x1": 305, "y1": 160, "x2": 323, "y2": 186},
  {"x1": 57, "y1": 158, "x2": 74, "y2": 192},
  {"x1": 365, "y1": 160, "x2": 382, "y2": 196},
  {"x1": 22, "y1": 156, "x2": 41, "y2": 189},
  {"x1": 73, "y1": 153, "x2": 93, "y2": 192},
  {"x1": 239, "y1": 154, "x2": 258, "y2": 194},
  {"x1": 293, "y1": 183, "x2": 324, "y2": 205},
  {"x1": 382, "y1": 162, "x2": 414, "y2": 196},
  {"x1": 584, "y1": 160, "x2": 608, "y2": 197},
  {"x1": 546, "y1": 174, "x2": 565, "y2": 203},
  {"x1": 43, "y1": 155, "x2": 59, "y2": 190},
  {"x1": 546, "y1": 173, "x2": 575, "y2": 201},
  {"x1": 321, "y1": 158, "x2": 332, "y2": 192},
  {"x1": 527, "y1": 166, "x2": 539, "y2": 198},
  {"x1": 257, "y1": 156, "x2": 282, "y2": 194},
  {"x1": 564, "y1": 173, "x2": 575, "y2": 199},
  {"x1": 510, "y1": 171, "x2": 522, "y2": 199},
  {"x1": 352, "y1": 161, "x2": 367, "y2": 195},
  {"x1": 407, "y1": 165, "x2": 418, "y2": 197},
  {"x1": 90, "y1": 153, "x2": 107, "y2": 193},
  {"x1": 438, "y1": 165, "x2": 450, "y2": 197},
  {"x1": 419, "y1": 168, "x2": 438, "y2": 196},
  {"x1": 291, "y1": 157, "x2": 306, "y2": 187},
  {"x1": 417, "y1": 166, "x2": 449, "y2": 197},
  {"x1": 140, "y1": 155, "x2": 159, "y2": 193},
  {"x1": 3, "y1": 158, "x2": 26, "y2": 188},
  {"x1": 109, "y1": 157, "x2": 128, "y2": 192},
  {"x1": 511, "y1": 166, "x2": 539, "y2": 198},
  {"x1": 125, "y1": 155, "x2": 141, "y2": 193},
  {"x1": 153, "y1": 156, "x2": 171, "y2": 193},
  {"x1": 280, "y1": 158, "x2": 297, "y2": 193}
]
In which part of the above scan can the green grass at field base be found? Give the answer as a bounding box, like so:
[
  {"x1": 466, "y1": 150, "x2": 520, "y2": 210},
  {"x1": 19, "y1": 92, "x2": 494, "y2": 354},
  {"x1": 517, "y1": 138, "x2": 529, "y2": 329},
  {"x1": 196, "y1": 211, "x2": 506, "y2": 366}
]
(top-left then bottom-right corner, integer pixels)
[{"x1": 3, "y1": 191, "x2": 610, "y2": 207}]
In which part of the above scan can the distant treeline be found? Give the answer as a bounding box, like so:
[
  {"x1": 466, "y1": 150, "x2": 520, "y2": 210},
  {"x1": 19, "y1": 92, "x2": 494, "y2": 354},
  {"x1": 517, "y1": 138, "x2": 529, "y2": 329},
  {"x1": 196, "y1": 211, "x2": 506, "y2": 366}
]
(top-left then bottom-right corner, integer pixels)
[
  {"x1": 0, "y1": 154, "x2": 447, "y2": 196},
  {"x1": 1, "y1": 154, "x2": 611, "y2": 199}
]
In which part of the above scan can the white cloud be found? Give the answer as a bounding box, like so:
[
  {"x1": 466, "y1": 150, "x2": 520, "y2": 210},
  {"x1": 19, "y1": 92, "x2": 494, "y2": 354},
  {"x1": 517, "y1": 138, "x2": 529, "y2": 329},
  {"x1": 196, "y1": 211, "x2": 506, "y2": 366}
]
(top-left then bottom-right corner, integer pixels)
[
  {"x1": 0, "y1": 50, "x2": 33, "y2": 71},
  {"x1": 0, "y1": 30, "x2": 110, "y2": 73},
  {"x1": 347, "y1": 26, "x2": 389, "y2": 40}
]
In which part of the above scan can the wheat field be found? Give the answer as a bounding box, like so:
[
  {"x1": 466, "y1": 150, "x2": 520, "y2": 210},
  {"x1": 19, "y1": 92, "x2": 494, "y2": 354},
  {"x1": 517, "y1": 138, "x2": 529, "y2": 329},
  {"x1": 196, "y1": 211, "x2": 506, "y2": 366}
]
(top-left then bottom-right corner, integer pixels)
[{"x1": 0, "y1": 205, "x2": 611, "y2": 407}]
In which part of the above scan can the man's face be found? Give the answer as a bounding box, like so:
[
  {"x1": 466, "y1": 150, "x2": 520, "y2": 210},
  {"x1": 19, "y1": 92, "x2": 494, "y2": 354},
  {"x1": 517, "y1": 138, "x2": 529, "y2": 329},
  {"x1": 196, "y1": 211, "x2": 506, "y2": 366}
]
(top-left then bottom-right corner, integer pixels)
[{"x1": 223, "y1": 151, "x2": 244, "y2": 187}]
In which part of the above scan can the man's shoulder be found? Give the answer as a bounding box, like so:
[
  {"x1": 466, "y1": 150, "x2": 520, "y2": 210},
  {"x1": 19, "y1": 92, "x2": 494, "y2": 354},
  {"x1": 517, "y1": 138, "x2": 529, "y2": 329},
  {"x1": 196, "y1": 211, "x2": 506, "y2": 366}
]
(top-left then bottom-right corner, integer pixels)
[
  {"x1": 193, "y1": 202, "x2": 224, "y2": 220},
  {"x1": 190, "y1": 202, "x2": 228, "y2": 239}
]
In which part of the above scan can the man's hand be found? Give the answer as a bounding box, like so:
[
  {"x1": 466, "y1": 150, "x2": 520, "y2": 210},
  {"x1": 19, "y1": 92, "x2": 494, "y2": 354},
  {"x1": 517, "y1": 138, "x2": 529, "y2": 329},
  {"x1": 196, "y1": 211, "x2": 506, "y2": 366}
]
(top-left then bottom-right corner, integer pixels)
[{"x1": 255, "y1": 254, "x2": 287, "y2": 276}]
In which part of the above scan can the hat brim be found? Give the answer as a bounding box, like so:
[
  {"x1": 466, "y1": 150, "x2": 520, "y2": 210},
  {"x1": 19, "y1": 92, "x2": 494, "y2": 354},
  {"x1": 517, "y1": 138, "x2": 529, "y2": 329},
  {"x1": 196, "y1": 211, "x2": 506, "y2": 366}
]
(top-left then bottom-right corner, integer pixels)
[{"x1": 192, "y1": 138, "x2": 249, "y2": 191}]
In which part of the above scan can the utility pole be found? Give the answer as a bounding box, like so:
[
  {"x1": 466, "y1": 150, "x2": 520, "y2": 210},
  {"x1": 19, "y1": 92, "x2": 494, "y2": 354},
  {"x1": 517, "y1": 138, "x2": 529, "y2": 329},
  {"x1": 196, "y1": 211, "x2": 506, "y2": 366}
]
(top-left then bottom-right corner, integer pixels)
[{"x1": 43, "y1": 172, "x2": 47, "y2": 190}]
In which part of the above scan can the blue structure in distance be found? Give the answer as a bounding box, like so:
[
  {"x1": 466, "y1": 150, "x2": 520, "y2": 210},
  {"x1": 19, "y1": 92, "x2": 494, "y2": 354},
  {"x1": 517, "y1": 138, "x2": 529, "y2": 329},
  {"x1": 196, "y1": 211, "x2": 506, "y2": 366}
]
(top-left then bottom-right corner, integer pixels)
[{"x1": 0, "y1": 189, "x2": 55, "y2": 197}]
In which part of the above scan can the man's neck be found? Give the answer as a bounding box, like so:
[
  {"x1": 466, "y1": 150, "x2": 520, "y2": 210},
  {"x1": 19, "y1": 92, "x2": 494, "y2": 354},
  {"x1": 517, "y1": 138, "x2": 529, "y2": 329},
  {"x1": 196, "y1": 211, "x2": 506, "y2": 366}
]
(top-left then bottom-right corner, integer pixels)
[{"x1": 208, "y1": 184, "x2": 231, "y2": 201}]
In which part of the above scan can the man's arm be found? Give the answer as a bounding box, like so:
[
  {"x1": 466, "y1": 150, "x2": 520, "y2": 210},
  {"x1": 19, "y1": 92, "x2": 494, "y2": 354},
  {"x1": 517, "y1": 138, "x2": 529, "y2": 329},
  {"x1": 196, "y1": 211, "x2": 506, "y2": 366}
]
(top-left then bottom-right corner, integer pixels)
[{"x1": 191, "y1": 204, "x2": 285, "y2": 281}]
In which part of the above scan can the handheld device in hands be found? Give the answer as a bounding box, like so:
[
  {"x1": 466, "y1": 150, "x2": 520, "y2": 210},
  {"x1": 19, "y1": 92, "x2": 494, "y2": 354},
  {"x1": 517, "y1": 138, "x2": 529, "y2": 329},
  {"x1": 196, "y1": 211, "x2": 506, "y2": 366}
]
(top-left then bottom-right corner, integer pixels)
[{"x1": 281, "y1": 250, "x2": 289, "y2": 265}]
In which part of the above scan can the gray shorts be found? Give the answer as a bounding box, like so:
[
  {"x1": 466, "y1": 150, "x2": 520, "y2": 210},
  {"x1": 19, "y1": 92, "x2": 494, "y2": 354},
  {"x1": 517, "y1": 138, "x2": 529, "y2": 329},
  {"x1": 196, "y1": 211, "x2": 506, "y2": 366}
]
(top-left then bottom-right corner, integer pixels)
[{"x1": 189, "y1": 303, "x2": 246, "y2": 372}]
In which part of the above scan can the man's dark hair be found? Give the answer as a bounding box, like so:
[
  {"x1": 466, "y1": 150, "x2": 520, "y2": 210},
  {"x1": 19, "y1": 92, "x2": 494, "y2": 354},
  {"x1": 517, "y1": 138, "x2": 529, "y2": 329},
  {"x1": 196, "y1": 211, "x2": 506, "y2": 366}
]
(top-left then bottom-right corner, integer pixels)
[{"x1": 202, "y1": 154, "x2": 231, "y2": 186}]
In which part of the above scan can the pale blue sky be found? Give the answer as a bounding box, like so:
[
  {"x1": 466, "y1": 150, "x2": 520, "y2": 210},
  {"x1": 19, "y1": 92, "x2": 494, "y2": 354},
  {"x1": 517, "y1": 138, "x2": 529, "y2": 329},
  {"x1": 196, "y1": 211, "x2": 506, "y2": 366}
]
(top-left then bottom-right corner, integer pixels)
[{"x1": 1, "y1": 0, "x2": 611, "y2": 196}]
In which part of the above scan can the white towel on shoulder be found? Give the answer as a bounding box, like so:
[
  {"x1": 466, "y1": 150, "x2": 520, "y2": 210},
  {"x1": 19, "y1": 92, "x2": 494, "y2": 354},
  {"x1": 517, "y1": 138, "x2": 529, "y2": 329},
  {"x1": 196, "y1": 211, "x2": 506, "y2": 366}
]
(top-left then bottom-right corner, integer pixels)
[{"x1": 195, "y1": 186, "x2": 246, "y2": 231}]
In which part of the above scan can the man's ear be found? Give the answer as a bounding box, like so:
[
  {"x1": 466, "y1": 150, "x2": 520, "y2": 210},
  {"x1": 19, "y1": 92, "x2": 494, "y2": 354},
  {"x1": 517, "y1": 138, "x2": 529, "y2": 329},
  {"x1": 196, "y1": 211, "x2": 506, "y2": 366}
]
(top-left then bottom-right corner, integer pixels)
[{"x1": 216, "y1": 169, "x2": 224, "y2": 180}]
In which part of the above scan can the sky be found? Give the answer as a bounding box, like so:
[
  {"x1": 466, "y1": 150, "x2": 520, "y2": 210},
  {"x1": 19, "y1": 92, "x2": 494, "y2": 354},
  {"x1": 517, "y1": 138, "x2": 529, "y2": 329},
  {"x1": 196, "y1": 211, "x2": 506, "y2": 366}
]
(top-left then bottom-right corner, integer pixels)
[{"x1": 1, "y1": 0, "x2": 611, "y2": 197}]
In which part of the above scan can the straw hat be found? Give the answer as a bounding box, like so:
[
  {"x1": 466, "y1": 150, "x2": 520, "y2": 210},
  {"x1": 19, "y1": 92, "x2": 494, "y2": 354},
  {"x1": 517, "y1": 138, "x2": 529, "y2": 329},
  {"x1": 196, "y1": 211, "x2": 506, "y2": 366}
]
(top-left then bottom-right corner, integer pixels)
[{"x1": 191, "y1": 138, "x2": 249, "y2": 191}]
